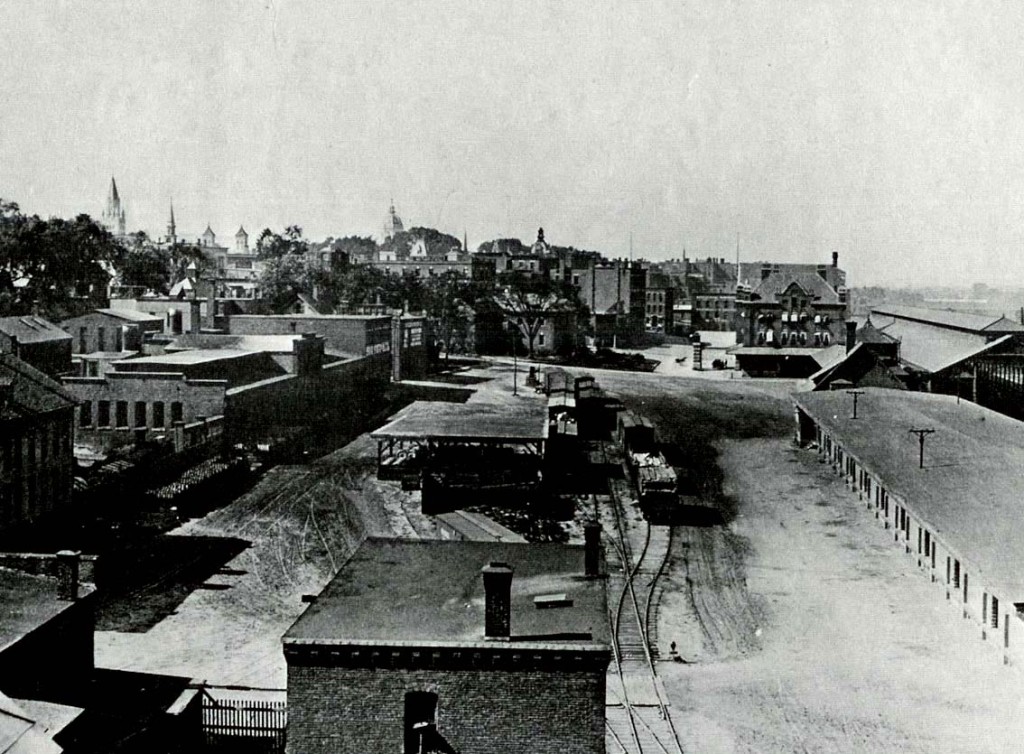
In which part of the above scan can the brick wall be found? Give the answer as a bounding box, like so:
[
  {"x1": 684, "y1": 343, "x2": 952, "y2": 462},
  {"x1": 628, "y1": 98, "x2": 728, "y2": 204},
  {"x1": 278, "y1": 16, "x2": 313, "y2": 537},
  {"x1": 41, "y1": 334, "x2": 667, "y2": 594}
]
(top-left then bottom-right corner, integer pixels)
[
  {"x1": 0, "y1": 408, "x2": 75, "y2": 533},
  {"x1": 228, "y1": 315, "x2": 392, "y2": 357},
  {"x1": 287, "y1": 664, "x2": 606, "y2": 754}
]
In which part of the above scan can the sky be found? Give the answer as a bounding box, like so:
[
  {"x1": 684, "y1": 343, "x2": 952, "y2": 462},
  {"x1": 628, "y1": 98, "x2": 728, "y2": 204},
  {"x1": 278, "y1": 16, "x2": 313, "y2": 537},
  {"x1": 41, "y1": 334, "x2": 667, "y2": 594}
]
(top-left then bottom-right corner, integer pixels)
[{"x1": 2, "y1": 0, "x2": 1024, "y2": 287}]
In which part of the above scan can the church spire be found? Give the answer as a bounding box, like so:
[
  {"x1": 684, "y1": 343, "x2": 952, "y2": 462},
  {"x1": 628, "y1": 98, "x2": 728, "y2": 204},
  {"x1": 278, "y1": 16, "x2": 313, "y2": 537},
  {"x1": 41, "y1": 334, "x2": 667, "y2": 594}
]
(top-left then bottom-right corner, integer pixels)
[
  {"x1": 167, "y1": 201, "x2": 177, "y2": 244},
  {"x1": 102, "y1": 177, "x2": 126, "y2": 236}
]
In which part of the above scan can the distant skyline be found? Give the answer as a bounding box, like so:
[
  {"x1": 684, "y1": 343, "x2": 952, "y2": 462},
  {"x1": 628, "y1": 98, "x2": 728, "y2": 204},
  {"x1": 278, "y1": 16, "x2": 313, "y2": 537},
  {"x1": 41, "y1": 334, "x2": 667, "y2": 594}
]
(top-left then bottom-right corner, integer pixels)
[{"x1": 3, "y1": 1, "x2": 1024, "y2": 288}]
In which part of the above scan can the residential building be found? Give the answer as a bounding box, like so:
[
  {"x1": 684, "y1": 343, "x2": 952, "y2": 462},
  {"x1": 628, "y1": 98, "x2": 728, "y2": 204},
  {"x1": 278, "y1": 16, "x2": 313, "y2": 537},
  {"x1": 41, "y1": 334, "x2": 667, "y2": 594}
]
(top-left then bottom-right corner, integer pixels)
[
  {"x1": 0, "y1": 354, "x2": 77, "y2": 535},
  {"x1": 283, "y1": 538, "x2": 610, "y2": 754}
]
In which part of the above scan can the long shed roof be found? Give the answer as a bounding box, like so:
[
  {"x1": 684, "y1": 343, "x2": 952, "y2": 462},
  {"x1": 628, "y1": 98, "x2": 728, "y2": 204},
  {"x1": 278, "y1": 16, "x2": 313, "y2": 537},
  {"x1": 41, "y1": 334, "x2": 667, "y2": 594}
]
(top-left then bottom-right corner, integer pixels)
[
  {"x1": 872, "y1": 305, "x2": 1024, "y2": 334},
  {"x1": 795, "y1": 388, "x2": 1024, "y2": 599},
  {"x1": 371, "y1": 400, "x2": 548, "y2": 442}
]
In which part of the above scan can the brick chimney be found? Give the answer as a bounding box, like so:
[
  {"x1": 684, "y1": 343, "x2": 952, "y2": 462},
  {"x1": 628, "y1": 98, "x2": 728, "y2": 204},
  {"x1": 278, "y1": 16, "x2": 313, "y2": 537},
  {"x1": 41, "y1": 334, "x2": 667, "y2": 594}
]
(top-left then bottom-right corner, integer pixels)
[
  {"x1": 481, "y1": 561, "x2": 513, "y2": 640},
  {"x1": 57, "y1": 550, "x2": 81, "y2": 601},
  {"x1": 832, "y1": 251, "x2": 839, "y2": 268},
  {"x1": 846, "y1": 321, "x2": 857, "y2": 353},
  {"x1": 584, "y1": 521, "x2": 602, "y2": 577}
]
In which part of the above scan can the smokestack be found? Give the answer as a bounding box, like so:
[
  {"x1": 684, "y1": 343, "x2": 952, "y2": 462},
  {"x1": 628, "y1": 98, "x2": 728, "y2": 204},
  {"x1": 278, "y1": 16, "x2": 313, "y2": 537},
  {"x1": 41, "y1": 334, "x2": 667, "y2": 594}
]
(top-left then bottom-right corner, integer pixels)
[
  {"x1": 57, "y1": 550, "x2": 81, "y2": 601},
  {"x1": 481, "y1": 561, "x2": 513, "y2": 640},
  {"x1": 846, "y1": 321, "x2": 857, "y2": 353},
  {"x1": 832, "y1": 251, "x2": 839, "y2": 268},
  {"x1": 584, "y1": 521, "x2": 602, "y2": 577}
]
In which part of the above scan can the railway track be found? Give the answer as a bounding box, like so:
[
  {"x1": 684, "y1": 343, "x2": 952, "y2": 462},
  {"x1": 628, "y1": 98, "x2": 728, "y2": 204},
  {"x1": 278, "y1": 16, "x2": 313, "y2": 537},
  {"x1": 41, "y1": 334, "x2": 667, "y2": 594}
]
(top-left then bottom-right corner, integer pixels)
[{"x1": 597, "y1": 441, "x2": 684, "y2": 754}]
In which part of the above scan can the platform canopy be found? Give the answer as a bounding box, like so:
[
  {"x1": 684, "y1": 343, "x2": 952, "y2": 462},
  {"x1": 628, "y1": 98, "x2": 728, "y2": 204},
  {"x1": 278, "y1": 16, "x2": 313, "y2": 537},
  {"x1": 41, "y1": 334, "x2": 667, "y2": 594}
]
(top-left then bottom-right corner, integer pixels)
[{"x1": 371, "y1": 401, "x2": 548, "y2": 443}]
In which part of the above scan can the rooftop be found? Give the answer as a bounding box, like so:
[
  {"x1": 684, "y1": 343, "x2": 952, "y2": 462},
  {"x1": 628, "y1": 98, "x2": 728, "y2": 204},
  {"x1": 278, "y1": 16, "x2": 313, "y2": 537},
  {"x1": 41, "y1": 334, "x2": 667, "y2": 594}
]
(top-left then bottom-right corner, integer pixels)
[
  {"x1": 0, "y1": 567, "x2": 92, "y2": 656},
  {"x1": 873, "y1": 305, "x2": 1024, "y2": 334},
  {"x1": 371, "y1": 400, "x2": 548, "y2": 442},
  {"x1": 94, "y1": 308, "x2": 163, "y2": 323},
  {"x1": 114, "y1": 349, "x2": 261, "y2": 366},
  {"x1": 0, "y1": 354, "x2": 79, "y2": 421},
  {"x1": 0, "y1": 316, "x2": 71, "y2": 344},
  {"x1": 751, "y1": 272, "x2": 842, "y2": 304},
  {"x1": 284, "y1": 538, "x2": 608, "y2": 650},
  {"x1": 871, "y1": 313, "x2": 1012, "y2": 373},
  {"x1": 795, "y1": 388, "x2": 1024, "y2": 599}
]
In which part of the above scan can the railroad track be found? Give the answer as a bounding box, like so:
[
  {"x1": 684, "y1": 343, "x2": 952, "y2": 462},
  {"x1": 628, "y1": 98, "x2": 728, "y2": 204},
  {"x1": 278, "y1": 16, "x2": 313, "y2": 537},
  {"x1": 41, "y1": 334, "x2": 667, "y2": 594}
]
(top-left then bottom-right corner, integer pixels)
[{"x1": 597, "y1": 441, "x2": 684, "y2": 754}]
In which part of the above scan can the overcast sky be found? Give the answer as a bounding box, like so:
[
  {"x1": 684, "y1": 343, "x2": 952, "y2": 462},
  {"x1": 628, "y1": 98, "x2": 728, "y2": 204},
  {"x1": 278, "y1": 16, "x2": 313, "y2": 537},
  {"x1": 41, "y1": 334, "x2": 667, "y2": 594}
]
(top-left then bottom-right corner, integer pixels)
[{"x1": 2, "y1": 1, "x2": 1024, "y2": 287}]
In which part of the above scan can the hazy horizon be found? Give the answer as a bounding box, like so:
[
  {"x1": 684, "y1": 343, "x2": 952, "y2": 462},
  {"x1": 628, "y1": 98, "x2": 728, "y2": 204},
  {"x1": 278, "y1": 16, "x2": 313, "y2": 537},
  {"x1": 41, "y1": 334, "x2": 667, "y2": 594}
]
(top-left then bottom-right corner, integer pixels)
[{"x1": 3, "y1": 1, "x2": 1024, "y2": 288}]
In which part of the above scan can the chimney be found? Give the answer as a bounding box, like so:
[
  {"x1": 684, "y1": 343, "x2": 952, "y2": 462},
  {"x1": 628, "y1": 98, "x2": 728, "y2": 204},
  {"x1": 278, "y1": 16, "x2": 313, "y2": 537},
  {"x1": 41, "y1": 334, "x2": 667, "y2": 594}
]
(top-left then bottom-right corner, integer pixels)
[
  {"x1": 845, "y1": 321, "x2": 857, "y2": 353},
  {"x1": 760, "y1": 263, "x2": 771, "y2": 280},
  {"x1": 57, "y1": 550, "x2": 81, "y2": 601},
  {"x1": 189, "y1": 299, "x2": 202, "y2": 334},
  {"x1": 481, "y1": 561, "x2": 513, "y2": 640},
  {"x1": 584, "y1": 521, "x2": 602, "y2": 577},
  {"x1": 832, "y1": 251, "x2": 839, "y2": 268},
  {"x1": 295, "y1": 332, "x2": 324, "y2": 377}
]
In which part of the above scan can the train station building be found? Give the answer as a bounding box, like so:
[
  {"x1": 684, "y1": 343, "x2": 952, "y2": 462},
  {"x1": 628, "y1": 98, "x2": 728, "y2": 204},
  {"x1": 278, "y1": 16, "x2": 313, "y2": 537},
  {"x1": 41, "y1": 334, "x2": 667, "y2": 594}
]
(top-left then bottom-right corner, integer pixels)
[
  {"x1": 283, "y1": 537, "x2": 610, "y2": 754},
  {"x1": 794, "y1": 388, "x2": 1024, "y2": 663}
]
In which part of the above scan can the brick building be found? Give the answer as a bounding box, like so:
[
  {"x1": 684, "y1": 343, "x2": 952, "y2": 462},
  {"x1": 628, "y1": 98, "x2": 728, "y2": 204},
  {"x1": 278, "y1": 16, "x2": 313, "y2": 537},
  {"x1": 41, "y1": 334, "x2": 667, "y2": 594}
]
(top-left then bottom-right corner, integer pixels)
[
  {"x1": 283, "y1": 538, "x2": 610, "y2": 754},
  {"x1": 0, "y1": 354, "x2": 77, "y2": 535},
  {"x1": 576, "y1": 260, "x2": 647, "y2": 347},
  {"x1": 60, "y1": 308, "x2": 163, "y2": 356},
  {"x1": 0, "y1": 316, "x2": 73, "y2": 378}
]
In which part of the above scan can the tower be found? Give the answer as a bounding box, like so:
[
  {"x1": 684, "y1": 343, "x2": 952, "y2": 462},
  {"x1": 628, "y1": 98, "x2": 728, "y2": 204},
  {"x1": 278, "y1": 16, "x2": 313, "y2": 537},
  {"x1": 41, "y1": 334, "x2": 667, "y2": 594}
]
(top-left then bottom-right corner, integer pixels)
[
  {"x1": 383, "y1": 201, "x2": 404, "y2": 240},
  {"x1": 201, "y1": 224, "x2": 216, "y2": 248},
  {"x1": 102, "y1": 177, "x2": 126, "y2": 236},
  {"x1": 235, "y1": 226, "x2": 249, "y2": 253},
  {"x1": 166, "y1": 202, "x2": 177, "y2": 246}
]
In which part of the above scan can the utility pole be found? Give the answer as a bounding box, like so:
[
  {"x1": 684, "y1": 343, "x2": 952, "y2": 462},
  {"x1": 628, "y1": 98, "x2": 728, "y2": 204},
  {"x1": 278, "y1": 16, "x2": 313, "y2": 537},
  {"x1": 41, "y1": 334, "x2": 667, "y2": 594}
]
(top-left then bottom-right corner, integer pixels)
[
  {"x1": 846, "y1": 389, "x2": 865, "y2": 419},
  {"x1": 908, "y1": 428, "x2": 935, "y2": 469},
  {"x1": 510, "y1": 325, "x2": 518, "y2": 396}
]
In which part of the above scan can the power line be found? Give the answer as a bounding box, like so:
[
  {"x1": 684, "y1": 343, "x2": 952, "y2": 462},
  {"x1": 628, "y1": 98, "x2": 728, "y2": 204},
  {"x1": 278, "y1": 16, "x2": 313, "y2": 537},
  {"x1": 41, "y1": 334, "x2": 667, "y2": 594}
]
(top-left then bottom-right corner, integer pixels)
[{"x1": 907, "y1": 428, "x2": 936, "y2": 469}]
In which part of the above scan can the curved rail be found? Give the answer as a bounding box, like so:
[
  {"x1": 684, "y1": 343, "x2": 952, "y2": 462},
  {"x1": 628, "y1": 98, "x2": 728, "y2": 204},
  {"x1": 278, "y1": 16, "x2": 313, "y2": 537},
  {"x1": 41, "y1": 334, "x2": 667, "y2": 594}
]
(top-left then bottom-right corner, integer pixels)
[{"x1": 601, "y1": 441, "x2": 685, "y2": 754}]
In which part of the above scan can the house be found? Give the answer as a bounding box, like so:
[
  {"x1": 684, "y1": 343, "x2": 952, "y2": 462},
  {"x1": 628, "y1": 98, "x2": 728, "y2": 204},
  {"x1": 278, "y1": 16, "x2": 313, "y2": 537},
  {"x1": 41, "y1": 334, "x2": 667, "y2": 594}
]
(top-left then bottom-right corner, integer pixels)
[
  {"x1": 0, "y1": 355, "x2": 77, "y2": 535},
  {"x1": 59, "y1": 310, "x2": 164, "y2": 377},
  {"x1": 0, "y1": 317, "x2": 73, "y2": 378},
  {"x1": 283, "y1": 537, "x2": 610, "y2": 754}
]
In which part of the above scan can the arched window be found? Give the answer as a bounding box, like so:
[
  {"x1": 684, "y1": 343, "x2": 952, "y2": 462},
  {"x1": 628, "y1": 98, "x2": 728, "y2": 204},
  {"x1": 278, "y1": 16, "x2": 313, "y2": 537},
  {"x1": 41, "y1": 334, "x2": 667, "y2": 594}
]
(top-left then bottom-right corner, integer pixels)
[{"x1": 780, "y1": 331, "x2": 789, "y2": 346}]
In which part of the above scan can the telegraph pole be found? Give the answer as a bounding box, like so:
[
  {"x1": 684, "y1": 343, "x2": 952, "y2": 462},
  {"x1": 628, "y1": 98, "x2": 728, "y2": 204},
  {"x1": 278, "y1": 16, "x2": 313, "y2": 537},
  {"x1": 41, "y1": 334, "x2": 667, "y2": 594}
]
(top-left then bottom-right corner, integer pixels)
[
  {"x1": 846, "y1": 390, "x2": 865, "y2": 419},
  {"x1": 908, "y1": 428, "x2": 935, "y2": 469}
]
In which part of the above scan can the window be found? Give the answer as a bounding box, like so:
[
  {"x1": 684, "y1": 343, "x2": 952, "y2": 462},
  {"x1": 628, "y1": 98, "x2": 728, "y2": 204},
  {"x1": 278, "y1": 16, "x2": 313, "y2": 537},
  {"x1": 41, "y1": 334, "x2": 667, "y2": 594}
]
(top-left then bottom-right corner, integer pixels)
[
  {"x1": 538, "y1": 333, "x2": 545, "y2": 346},
  {"x1": 135, "y1": 401, "x2": 147, "y2": 428},
  {"x1": 78, "y1": 327, "x2": 87, "y2": 353},
  {"x1": 404, "y1": 692, "x2": 438, "y2": 754},
  {"x1": 171, "y1": 402, "x2": 183, "y2": 424},
  {"x1": 115, "y1": 401, "x2": 128, "y2": 428},
  {"x1": 153, "y1": 402, "x2": 165, "y2": 428},
  {"x1": 97, "y1": 326, "x2": 106, "y2": 351},
  {"x1": 97, "y1": 400, "x2": 111, "y2": 428},
  {"x1": 992, "y1": 596, "x2": 999, "y2": 628},
  {"x1": 79, "y1": 401, "x2": 92, "y2": 427},
  {"x1": 953, "y1": 560, "x2": 960, "y2": 588}
]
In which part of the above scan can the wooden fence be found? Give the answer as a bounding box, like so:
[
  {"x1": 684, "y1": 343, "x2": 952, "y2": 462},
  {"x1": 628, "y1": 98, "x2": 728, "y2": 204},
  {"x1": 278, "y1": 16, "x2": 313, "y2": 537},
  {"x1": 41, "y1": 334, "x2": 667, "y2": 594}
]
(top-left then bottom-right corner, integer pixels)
[{"x1": 202, "y1": 693, "x2": 287, "y2": 753}]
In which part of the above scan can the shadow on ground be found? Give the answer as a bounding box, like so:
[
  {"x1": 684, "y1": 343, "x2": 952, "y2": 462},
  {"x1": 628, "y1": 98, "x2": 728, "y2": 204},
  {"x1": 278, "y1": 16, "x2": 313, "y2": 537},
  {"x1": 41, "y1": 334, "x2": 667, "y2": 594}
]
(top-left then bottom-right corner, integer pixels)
[{"x1": 94, "y1": 534, "x2": 251, "y2": 632}]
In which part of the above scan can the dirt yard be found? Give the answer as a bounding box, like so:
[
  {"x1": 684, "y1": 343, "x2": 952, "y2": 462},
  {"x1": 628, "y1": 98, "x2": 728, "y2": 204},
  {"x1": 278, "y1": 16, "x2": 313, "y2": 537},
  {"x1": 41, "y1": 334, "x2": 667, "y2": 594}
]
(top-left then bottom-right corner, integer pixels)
[
  {"x1": 94, "y1": 434, "x2": 441, "y2": 689},
  {"x1": 591, "y1": 369, "x2": 1024, "y2": 754}
]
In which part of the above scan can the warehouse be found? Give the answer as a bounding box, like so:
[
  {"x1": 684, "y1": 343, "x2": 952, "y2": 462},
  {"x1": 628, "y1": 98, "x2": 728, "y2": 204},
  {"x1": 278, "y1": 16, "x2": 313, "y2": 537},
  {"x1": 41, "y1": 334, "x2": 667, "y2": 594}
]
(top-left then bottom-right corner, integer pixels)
[{"x1": 794, "y1": 388, "x2": 1024, "y2": 664}]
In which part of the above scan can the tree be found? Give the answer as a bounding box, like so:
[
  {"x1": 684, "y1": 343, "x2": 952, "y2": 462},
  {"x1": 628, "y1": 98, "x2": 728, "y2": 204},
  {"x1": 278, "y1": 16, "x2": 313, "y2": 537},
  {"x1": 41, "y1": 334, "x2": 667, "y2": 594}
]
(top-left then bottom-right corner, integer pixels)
[
  {"x1": 117, "y1": 232, "x2": 172, "y2": 293},
  {"x1": 256, "y1": 225, "x2": 308, "y2": 259},
  {"x1": 423, "y1": 271, "x2": 477, "y2": 363},
  {"x1": 258, "y1": 253, "x2": 316, "y2": 313},
  {"x1": 381, "y1": 227, "x2": 462, "y2": 259},
  {"x1": 0, "y1": 200, "x2": 124, "y2": 319},
  {"x1": 493, "y1": 273, "x2": 578, "y2": 358}
]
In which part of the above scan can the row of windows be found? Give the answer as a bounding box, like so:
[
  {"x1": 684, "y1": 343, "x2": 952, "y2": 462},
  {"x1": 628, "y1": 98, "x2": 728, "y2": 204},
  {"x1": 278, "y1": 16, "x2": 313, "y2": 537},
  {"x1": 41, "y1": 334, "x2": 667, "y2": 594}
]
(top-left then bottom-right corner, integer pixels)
[{"x1": 79, "y1": 399, "x2": 183, "y2": 430}]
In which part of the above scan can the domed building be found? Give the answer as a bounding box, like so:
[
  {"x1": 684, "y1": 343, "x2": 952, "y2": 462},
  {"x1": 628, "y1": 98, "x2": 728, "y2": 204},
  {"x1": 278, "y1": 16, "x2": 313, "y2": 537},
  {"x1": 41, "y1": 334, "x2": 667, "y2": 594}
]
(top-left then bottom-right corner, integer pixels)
[{"x1": 383, "y1": 202, "x2": 404, "y2": 240}]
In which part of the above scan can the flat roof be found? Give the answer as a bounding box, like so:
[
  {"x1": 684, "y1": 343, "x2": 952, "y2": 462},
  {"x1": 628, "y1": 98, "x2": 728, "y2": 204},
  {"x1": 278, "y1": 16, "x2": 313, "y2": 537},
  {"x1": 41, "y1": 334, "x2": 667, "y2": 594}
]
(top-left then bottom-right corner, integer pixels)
[
  {"x1": 371, "y1": 401, "x2": 548, "y2": 442},
  {"x1": 0, "y1": 568, "x2": 92, "y2": 655},
  {"x1": 230, "y1": 314, "x2": 391, "y2": 321},
  {"x1": 116, "y1": 349, "x2": 259, "y2": 366},
  {"x1": 284, "y1": 538, "x2": 608, "y2": 650},
  {"x1": 795, "y1": 388, "x2": 1024, "y2": 598},
  {"x1": 94, "y1": 308, "x2": 163, "y2": 323}
]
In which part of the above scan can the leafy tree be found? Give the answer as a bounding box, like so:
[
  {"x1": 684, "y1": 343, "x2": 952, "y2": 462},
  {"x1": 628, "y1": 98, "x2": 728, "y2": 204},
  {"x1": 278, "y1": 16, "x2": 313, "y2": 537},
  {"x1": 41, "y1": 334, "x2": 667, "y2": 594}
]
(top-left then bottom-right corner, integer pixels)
[
  {"x1": 423, "y1": 271, "x2": 477, "y2": 362},
  {"x1": 381, "y1": 227, "x2": 462, "y2": 258},
  {"x1": 117, "y1": 232, "x2": 172, "y2": 292},
  {"x1": 493, "y1": 272, "x2": 578, "y2": 358},
  {"x1": 258, "y1": 253, "x2": 316, "y2": 313},
  {"x1": 0, "y1": 200, "x2": 123, "y2": 319},
  {"x1": 256, "y1": 225, "x2": 308, "y2": 260},
  {"x1": 323, "y1": 235, "x2": 378, "y2": 264},
  {"x1": 476, "y1": 238, "x2": 528, "y2": 255}
]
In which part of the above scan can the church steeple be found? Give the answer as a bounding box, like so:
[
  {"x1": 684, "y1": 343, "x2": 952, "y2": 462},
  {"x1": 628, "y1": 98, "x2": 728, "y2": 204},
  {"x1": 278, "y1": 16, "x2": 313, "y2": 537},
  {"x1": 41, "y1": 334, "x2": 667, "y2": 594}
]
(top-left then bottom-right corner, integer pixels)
[
  {"x1": 102, "y1": 177, "x2": 126, "y2": 236},
  {"x1": 167, "y1": 201, "x2": 177, "y2": 245}
]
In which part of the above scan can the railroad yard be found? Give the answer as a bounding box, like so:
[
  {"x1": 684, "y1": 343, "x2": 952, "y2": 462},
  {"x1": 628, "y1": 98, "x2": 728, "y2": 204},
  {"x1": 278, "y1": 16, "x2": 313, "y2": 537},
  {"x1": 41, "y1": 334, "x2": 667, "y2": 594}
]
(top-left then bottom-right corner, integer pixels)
[{"x1": 91, "y1": 360, "x2": 1024, "y2": 752}]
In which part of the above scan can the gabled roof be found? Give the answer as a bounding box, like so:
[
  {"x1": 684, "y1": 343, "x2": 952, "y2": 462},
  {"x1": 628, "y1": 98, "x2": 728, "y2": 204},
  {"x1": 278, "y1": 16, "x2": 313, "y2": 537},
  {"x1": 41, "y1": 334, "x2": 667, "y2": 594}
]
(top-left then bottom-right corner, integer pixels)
[
  {"x1": 0, "y1": 317, "x2": 72, "y2": 344},
  {"x1": 857, "y1": 317, "x2": 898, "y2": 344},
  {"x1": 752, "y1": 272, "x2": 842, "y2": 304},
  {"x1": 0, "y1": 353, "x2": 78, "y2": 420},
  {"x1": 0, "y1": 692, "x2": 61, "y2": 754},
  {"x1": 871, "y1": 312, "x2": 1014, "y2": 373},
  {"x1": 872, "y1": 305, "x2": 1024, "y2": 334}
]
